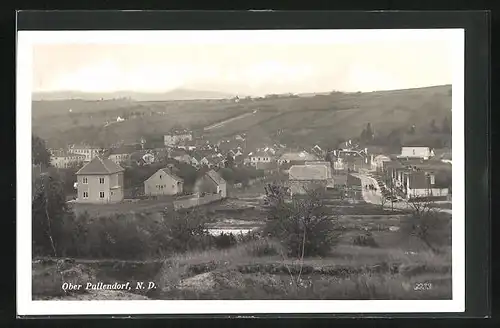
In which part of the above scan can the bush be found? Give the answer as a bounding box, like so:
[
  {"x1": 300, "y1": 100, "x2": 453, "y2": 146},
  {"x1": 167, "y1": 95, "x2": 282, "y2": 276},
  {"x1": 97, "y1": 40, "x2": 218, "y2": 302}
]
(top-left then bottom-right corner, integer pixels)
[
  {"x1": 213, "y1": 233, "x2": 237, "y2": 249},
  {"x1": 34, "y1": 207, "x2": 214, "y2": 260},
  {"x1": 245, "y1": 239, "x2": 283, "y2": 257},
  {"x1": 353, "y1": 232, "x2": 379, "y2": 248},
  {"x1": 263, "y1": 185, "x2": 341, "y2": 257}
]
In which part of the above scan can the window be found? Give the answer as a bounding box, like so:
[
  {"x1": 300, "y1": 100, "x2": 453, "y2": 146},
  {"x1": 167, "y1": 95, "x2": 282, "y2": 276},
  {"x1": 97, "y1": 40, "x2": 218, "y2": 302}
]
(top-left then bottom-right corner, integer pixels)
[
  {"x1": 160, "y1": 175, "x2": 162, "y2": 179},
  {"x1": 99, "y1": 177, "x2": 105, "y2": 184},
  {"x1": 82, "y1": 177, "x2": 88, "y2": 184},
  {"x1": 83, "y1": 192, "x2": 88, "y2": 199},
  {"x1": 99, "y1": 192, "x2": 105, "y2": 198}
]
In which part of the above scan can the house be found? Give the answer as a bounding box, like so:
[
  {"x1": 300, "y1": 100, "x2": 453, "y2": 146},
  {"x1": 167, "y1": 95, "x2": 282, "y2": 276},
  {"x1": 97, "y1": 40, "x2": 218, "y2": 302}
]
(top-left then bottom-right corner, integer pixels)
[
  {"x1": 247, "y1": 151, "x2": 277, "y2": 170},
  {"x1": 142, "y1": 153, "x2": 155, "y2": 165},
  {"x1": 403, "y1": 171, "x2": 449, "y2": 200},
  {"x1": 50, "y1": 149, "x2": 86, "y2": 168},
  {"x1": 67, "y1": 144, "x2": 104, "y2": 162},
  {"x1": 288, "y1": 164, "x2": 331, "y2": 196},
  {"x1": 164, "y1": 130, "x2": 193, "y2": 146},
  {"x1": 106, "y1": 145, "x2": 137, "y2": 165},
  {"x1": 169, "y1": 149, "x2": 192, "y2": 164},
  {"x1": 311, "y1": 145, "x2": 325, "y2": 158},
  {"x1": 75, "y1": 156, "x2": 125, "y2": 203},
  {"x1": 194, "y1": 169, "x2": 227, "y2": 198},
  {"x1": 397, "y1": 147, "x2": 434, "y2": 160},
  {"x1": 331, "y1": 147, "x2": 371, "y2": 172},
  {"x1": 371, "y1": 155, "x2": 392, "y2": 172},
  {"x1": 190, "y1": 153, "x2": 204, "y2": 168},
  {"x1": 144, "y1": 167, "x2": 184, "y2": 196},
  {"x1": 278, "y1": 151, "x2": 319, "y2": 165}
]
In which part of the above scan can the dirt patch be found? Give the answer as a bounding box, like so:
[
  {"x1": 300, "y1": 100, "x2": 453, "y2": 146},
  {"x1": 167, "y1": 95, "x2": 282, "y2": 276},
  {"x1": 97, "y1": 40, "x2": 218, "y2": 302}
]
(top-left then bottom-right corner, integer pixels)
[{"x1": 34, "y1": 290, "x2": 150, "y2": 300}]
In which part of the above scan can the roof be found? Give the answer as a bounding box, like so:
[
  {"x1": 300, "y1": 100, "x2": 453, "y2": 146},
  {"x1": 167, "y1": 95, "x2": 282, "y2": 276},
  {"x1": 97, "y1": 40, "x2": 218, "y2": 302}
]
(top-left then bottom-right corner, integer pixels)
[
  {"x1": 70, "y1": 144, "x2": 102, "y2": 150},
  {"x1": 146, "y1": 168, "x2": 184, "y2": 183},
  {"x1": 279, "y1": 151, "x2": 319, "y2": 162},
  {"x1": 76, "y1": 156, "x2": 124, "y2": 175},
  {"x1": 108, "y1": 145, "x2": 139, "y2": 155},
  {"x1": 373, "y1": 155, "x2": 391, "y2": 161},
  {"x1": 289, "y1": 164, "x2": 329, "y2": 181},
  {"x1": 251, "y1": 151, "x2": 273, "y2": 158},
  {"x1": 206, "y1": 169, "x2": 226, "y2": 185}
]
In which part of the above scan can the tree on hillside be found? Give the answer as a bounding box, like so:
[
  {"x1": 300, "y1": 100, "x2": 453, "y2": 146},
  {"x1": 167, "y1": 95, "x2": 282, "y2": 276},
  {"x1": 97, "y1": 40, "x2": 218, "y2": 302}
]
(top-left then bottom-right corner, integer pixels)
[
  {"x1": 429, "y1": 119, "x2": 439, "y2": 133},
  {"x1": 32, "y1": 135, "x2": 51, "y2": 167},
  {"x1": 365, "y1": 123, "x2": 373, "y2": 141},
  {"x1": 401, "y1": 198, "x2": 449, "y2": 254},
  {"x1": 32, "y1": 171, "x2": 74, "y2": 257},
  {"x1": 225, "y1": 154, "x2": 234, "y2": 168},
  {"x1": 264, "y1": 185, "x2": 340, "y2": 258},
  {"x1": 360, "y1": 123, "x2": 374, "y2": 143},
  {"x1": 408, "y1": 124, "x2": 416, "y2": 135},
  {"x1": 441, "y1": 116, "x2": 451, "y2": 134}
]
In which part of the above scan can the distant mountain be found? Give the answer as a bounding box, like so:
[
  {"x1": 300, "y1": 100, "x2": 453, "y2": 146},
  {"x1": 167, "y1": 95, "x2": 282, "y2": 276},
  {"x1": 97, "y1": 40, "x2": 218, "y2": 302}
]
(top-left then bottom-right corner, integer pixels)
[{"x1": 32, "y1": 88, "x2": 238, "y2": 101}]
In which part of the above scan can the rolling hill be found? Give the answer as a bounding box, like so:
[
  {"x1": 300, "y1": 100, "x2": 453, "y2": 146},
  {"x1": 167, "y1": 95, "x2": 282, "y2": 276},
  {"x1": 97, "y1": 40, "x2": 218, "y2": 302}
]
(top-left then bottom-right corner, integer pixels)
[
  {"x1": 32, "y1": 85, "x2": 452, "y2": 151},
  {"x1": 32, "y1": 88, "x2": 237, "y2": 102}
]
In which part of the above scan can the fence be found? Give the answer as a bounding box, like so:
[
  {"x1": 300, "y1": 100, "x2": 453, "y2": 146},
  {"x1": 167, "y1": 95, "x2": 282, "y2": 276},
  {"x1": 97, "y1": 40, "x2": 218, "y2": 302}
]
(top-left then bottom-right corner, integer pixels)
[{"x1": 173, "y1": 193, "x2": 223, "y2": 210}]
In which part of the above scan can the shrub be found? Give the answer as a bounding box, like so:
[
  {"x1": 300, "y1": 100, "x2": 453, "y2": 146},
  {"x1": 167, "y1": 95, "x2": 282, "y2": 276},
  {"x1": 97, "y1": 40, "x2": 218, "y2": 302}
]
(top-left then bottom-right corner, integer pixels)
[
  {"x1": 263, "y1": 185, "x2": 341, "y2": 257},
  {"x1": 244, "y1": 239, "x2": 283, "y2": 257},
  {"x1": 213, "y1": 232, "x2": 237, "y2": 249},
  {"x1": 353, "y1": 232, "x2": 379, "y2": 248},
  {"x1": 37, "y1": 207, "x2": 214, "y2": 260}
]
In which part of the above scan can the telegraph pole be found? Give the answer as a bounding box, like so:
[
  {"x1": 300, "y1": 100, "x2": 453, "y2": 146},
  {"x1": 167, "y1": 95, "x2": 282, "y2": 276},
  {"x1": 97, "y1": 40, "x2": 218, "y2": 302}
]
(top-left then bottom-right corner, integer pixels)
[{"x1": 390, "y1": 171, "x2": 394, "y2": 212}]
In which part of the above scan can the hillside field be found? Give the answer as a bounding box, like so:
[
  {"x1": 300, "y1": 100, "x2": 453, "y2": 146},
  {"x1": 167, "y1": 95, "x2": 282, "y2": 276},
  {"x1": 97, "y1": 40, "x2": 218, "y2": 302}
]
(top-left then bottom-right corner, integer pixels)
[{"x1": 32, "y1": 85, "x2": 452, "y2": 150}]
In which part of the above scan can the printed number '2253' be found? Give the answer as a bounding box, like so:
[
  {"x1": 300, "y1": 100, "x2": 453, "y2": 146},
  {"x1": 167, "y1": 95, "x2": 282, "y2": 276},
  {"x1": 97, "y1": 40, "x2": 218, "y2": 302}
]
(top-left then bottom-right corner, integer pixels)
[{"x1": 414, "y1": 282, "x2": 432, "y2": 291}]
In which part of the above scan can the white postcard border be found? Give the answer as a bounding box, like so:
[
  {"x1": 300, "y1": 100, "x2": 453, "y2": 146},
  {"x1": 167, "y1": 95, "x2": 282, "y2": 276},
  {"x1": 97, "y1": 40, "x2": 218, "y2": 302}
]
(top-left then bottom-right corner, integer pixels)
[{"x1": 17, "y1": 29, "x2": 465, "y2": 315}]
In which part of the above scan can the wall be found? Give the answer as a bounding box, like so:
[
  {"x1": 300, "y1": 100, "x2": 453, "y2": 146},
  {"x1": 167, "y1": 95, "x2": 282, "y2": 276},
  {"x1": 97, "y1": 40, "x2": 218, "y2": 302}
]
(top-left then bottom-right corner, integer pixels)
[
  {"x1": 407, "y1": 187, "x2": 449, "y2": 199},
  {"x1": 193, "y1": 175, "x2": 217, "y2": 195},
  {"x1": 77, "y1": 172, "x2": 124, "y2": 204},
  {"x1": 144, "y1": 171, "x2": 183, "y2": 196},
  {"x1": 77, "y1": 174, "x2": 110, "y2": 204},
  {"x1": 110, "y1": 172, "x2": 124, "y2": 202},
  {"x1": 173, "y1": 193, "x2": 223, "y2": 210}
]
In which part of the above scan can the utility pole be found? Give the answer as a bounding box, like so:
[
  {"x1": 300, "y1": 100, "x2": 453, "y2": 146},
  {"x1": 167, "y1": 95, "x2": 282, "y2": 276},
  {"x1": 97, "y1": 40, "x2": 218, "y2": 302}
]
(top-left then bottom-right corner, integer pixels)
[{"x1": 390, "y1": 171, "x2": 394, "y2": 212}]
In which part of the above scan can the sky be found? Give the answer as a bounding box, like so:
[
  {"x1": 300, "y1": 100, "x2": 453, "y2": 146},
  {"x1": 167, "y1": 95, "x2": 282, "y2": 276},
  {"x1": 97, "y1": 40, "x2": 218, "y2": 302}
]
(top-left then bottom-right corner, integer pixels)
[{"x1": 31, "y1": 32, "x2": 455, "y2": 96}]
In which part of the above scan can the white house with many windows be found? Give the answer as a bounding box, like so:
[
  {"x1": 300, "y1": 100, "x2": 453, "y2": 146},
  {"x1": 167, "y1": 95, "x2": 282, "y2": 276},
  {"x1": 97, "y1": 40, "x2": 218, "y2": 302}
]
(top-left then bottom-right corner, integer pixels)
[{"x1": 75, "y1": 156, "x2": 125, "y2": 203}]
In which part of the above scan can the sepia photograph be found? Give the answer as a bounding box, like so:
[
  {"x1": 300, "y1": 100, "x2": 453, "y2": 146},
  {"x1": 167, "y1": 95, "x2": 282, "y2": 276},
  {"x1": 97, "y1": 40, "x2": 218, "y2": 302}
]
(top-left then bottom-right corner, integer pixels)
[{"x1": 17, "y1": 27, "x2": 465, "y2": 315}]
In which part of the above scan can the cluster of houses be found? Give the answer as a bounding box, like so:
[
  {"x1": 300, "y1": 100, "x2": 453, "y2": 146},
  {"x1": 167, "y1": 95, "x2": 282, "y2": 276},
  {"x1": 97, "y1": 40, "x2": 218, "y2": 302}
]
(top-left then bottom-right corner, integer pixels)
[
  {"x1": 48, "y1": 125, "x2": 451, "y2": 203},
  {"x1": 73, "y1": 155, "x2": 227, "y2": 204},
  {"x1": 281, "y1": 144, "x2": 451, "y2": 201}
]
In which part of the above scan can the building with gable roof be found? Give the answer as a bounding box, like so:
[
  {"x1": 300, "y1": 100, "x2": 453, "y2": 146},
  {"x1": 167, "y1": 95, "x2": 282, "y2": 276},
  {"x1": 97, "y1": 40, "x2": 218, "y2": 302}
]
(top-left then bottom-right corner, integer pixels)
[
  {"x1": 75, "y1": 156, "x2": 125, "y2": 203},
  {"x1": 288, "y1": 164, "x2": 331, "y2": 196},
  {"x1": 194, "y1": 169, "x2": 227, "y2": 198},
  {"x1": 144, "y1": 167, "x2": 184, "y2": 196}
]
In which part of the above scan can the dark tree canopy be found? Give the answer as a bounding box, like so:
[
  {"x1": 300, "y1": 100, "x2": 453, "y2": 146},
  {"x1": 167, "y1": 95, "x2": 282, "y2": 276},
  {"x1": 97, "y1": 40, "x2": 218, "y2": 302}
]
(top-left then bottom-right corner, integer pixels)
[
  {"x1": 441, "y1": 116, "x2": 451, "y2": 134},
  {"x1": 225, "y1": 154, "x2": 234, "y2": 168},
  {"x1": 430, "y1": 119, "x2": 439, "y2": 133},
  {"x1": 32, "y1": 135, "x2": 51, "y2": 166}
]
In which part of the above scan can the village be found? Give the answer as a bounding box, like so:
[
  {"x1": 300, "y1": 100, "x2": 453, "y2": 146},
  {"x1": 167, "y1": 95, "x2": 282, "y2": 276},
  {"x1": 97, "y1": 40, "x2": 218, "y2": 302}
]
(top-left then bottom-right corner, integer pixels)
[{"x1": 36, "y1": 124, "x2": 453, "y2": 237}]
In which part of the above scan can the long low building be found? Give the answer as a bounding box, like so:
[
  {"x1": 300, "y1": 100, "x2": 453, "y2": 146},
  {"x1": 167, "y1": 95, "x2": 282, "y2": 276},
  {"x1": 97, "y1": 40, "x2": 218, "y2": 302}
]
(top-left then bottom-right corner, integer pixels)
[{"x1": 288, "y1": 164, "x2": 333, "y2": 196}]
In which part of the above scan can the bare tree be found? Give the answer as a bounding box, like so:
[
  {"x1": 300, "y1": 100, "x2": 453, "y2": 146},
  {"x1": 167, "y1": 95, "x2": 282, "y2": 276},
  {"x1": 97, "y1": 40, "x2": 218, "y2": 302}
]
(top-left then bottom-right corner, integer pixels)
[
  {"x1": 402, "y1": 193, "x2": 443, "y2": 253},
  {"x1": 264, "y1": 184, "x2": 341, "y2": 287}
]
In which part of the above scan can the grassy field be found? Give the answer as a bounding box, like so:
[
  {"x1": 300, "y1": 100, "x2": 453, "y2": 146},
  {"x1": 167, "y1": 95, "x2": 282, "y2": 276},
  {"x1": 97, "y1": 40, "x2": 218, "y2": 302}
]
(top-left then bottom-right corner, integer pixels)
[
  {"x1": 33, "y1": 237, "x2": 452, "y2": 300},
  {"x1": 33, "y1": 85, "x2": 452, "y2": 149},
  {"x1": 33, "y1": 209, "x2": 452, "y2": 300}
]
